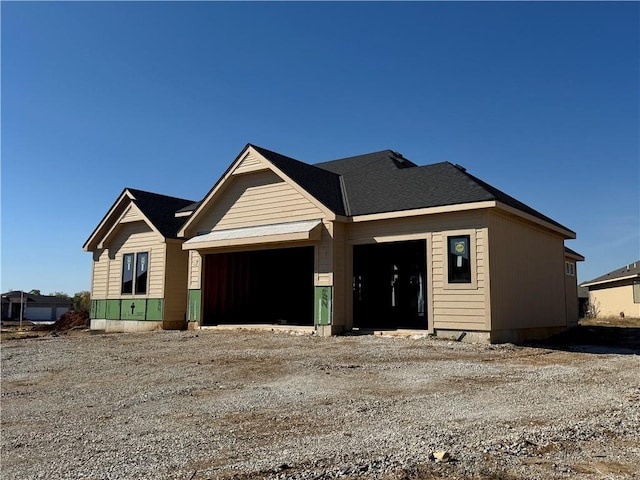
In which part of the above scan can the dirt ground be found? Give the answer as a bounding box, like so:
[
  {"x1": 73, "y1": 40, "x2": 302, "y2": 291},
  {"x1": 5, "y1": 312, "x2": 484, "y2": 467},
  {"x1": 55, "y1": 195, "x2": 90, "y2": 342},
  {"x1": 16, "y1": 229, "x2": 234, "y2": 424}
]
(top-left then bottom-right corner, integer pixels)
[{"x1": 1, "y1": 318, "x2": 639, "y2": 480}]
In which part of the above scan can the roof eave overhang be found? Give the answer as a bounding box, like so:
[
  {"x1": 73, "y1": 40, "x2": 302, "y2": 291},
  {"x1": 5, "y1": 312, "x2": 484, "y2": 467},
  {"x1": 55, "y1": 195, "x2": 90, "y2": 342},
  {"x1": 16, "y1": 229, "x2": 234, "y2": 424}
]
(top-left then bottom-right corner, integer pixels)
[
  {"x1": 565, "y1": 251, "x2": 585, "y2": 262},
  {"x1": 581, "y1": 273, "x2": 640, "y2": 288},
  {"x1": 96, "y1": 204, "x2": 165, "y2": 249},
  {"x1": 83, "y1": 189, "x2": 134, "y2": 251},
  {"x1": 349, "y1": 201, "x2": 498, "y2": 223},
  {"x1": 177, "y1": 145, "x2": 252, "y2": 238},
  {"x1": 495, "y1": 202, "x2": 576, "y2": 239}
]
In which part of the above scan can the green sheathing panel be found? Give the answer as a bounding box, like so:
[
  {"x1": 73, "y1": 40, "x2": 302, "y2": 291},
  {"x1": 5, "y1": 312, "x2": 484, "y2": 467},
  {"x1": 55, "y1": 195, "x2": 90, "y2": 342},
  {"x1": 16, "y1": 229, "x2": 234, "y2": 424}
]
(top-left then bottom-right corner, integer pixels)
[
  {"x1": 121, "y1": 299, "x2": 147, "y2": 321},
  {"x1": 97, "y1": 300, "x2": 107, "y2": 319},
  {"x1": 146, "y1": 299, "x2": 164, "y2": 321},
  {"x1": 314, "y1": 286, "x2": 333, "y2": 326},
  {"x1": 94, "y1": 299, "x2": 163, "y2": 321},
  {"x1": 106, "y1": 300, "x2": 121, "y2": 320},
  {"x1": 91, "y1": 300, "x2": 107, "y2": 319},
  {"x1": 188, "y1": 289, "x2": 201, "y2": 323}
]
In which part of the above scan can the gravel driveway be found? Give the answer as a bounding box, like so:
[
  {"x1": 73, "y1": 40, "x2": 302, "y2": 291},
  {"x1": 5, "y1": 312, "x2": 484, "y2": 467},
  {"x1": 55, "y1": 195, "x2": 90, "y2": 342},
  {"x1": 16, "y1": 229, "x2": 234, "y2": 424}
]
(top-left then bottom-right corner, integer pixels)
[{"x1": 2, "y1": 328, "x2": 639, "y2": 479}]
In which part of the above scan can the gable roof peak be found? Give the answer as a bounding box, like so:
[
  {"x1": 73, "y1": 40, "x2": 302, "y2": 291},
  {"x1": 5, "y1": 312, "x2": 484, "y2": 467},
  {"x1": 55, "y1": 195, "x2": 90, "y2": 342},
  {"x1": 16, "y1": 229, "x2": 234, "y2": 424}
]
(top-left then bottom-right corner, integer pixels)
[
  {"x1": 248, "y1": 144, "x2": 346, "y2": 216},
  {"x1": 84, "y1": 187, "x2": 196, "y2": 251}
]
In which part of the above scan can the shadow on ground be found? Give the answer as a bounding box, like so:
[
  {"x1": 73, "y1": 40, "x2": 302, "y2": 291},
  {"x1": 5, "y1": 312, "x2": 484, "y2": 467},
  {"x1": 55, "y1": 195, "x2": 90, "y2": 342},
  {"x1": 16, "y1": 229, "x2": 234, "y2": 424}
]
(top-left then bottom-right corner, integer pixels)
[{"x1": 531, "y1": 324, "x2": 640, "y2": 355}]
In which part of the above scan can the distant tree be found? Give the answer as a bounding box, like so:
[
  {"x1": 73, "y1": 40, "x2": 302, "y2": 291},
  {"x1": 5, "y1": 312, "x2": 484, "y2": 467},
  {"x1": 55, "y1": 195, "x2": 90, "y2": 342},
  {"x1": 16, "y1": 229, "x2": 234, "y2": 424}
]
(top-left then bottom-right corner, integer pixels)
[
  {"x1": 29, "y1": 289, "x2": 42, "y2": 295},
  {"x1": 585, "y1": 298, "x2": 600, "y2": 319},
  {"x1": 72, "y1": 291, "x2": 91, "y2": 312},
  {"x1": 50, "y1": 291, "x2": 71, "y2": 300}
]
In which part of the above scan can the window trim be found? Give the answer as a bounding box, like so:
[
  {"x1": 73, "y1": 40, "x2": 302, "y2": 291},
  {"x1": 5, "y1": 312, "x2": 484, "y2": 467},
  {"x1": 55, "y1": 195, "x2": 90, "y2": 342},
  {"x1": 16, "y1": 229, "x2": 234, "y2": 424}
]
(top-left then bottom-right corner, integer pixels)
[
  {"x1": 121, "y1": 253, "x2": 135, "y2": 294},
  {"x1": 443, "y1": 229, "x2": 478, "y2": 290},
  {"x1": 121, "y1": 251, "x2": 150, "y2": 296},
  {"x1": 135, "y1": 252, "x2": 149, "y2": 295},
  {"x1": 565, "y1": 261, "x2": 575, "y2": 276}
]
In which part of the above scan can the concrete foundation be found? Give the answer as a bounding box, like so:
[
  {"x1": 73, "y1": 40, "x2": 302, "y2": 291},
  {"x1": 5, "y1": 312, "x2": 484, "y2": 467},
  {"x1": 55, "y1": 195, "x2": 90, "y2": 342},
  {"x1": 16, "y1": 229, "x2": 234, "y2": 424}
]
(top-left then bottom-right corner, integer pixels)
[{"x1": 90, "y1": 319, "x2": 163, "y2": 333}]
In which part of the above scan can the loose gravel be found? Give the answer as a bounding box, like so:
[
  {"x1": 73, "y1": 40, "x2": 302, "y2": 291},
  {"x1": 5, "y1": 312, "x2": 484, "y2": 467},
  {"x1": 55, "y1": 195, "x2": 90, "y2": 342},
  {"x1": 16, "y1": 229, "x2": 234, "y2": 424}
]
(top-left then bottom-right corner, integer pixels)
[{"x1": 1, "y1": 329, "x2": 639, "y2": 479}]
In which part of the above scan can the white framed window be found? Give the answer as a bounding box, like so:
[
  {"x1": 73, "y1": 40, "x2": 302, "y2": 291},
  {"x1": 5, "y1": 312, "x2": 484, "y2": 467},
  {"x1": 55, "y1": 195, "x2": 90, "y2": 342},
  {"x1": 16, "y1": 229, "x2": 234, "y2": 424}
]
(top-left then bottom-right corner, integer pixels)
[{"x1": 565, "y1": 261, "x2": 575, "y2": 276}]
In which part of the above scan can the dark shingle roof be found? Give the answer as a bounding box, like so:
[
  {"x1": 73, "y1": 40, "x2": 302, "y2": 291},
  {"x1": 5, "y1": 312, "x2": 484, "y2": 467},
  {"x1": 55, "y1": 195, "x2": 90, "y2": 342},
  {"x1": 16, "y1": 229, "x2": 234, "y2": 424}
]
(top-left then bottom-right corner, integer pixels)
[
  {"x1": 127, "y1": 188, "x2": 195, "y2": 238},
  {"x1": 1, "y1": 291, "x2": 73, "y2": 306},
  {"x1": 564, "y1": 246, "x2": 584, "y2": 260},
  {"x1": 582, "y1": 260, "x2": 640, "y2": 286},
  {"x1": 314, "y1": 148, "x2": 571, "y2": 233},
  {"x1": 182, "y1": 144, "x2": 573, "y2": 236},
  {"x1": 176, "y1": 201, "x2": 201, "y2": 214}
]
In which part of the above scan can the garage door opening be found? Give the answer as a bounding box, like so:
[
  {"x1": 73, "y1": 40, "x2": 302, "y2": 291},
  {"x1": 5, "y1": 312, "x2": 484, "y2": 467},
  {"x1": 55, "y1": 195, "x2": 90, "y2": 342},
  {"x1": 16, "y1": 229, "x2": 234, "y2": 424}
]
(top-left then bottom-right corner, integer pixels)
[
  {"x1": 202, "y1": 246, "x2": 314, "y2": 326},
  {"x1": 353, "y1": 240, "x2": 427, "y2": 330}
]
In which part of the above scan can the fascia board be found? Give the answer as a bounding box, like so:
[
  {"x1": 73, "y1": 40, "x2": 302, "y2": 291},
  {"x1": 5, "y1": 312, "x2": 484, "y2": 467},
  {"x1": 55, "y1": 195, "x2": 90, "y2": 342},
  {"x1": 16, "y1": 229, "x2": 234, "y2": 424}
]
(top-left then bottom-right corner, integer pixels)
[
  {"x1": 177, "y1": 145, "x2": 254, "y2": 238},
  {"x1": 178, "y1": 145, "x2": 335, "y2": 238},
  {"x1": 582, "y1": 274, "x2": 640, "y2": 288},
  {"x1": 83, "y1": 189, "x2": 134, "y2": 251},
  {"x1": 495, "y1": 202, "x2": 576, "y2": 239},
  {"x1": 97, "y1": 202, "x2": 164, "y2": 249},
  {"x1": 350, "y1": 201, "x2": 497, "y2": 222}
]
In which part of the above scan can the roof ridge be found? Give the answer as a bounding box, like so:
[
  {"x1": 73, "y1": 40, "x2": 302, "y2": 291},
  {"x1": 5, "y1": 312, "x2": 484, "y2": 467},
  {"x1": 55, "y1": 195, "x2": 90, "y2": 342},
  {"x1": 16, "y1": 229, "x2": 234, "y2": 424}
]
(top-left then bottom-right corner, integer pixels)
[
  {"x1": 126, "y1": 187, "x2": 195, "y2": 203},
  {"x1": 250, "y1": 144, "x2": 343, "y2": 178},
  {"x1": 339, "y1": 176, "x2": 351, "y2": 217}
]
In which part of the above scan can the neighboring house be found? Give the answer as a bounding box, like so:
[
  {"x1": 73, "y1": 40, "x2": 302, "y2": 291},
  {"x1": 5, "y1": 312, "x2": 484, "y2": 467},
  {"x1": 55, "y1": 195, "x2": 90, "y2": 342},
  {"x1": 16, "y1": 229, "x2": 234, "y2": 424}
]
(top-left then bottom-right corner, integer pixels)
[
  {"x1": 85, "y1": 144, "x2": 583, "y2": 342},
  {"x1": 577, "y1": 285, "x2": 589, "y2": 319},
  {"x1": 83, "y1": 188, "x2": 195, "y2": 332},
  {"x1": 581, "y1": 261, "x2": 640, "y2": 318},
  {"x1": 564, "y1": 247, "x2": 586, "y2": 326},
  {"x1": 1, "y1": 291, "x2": 73, "y2": 322}
]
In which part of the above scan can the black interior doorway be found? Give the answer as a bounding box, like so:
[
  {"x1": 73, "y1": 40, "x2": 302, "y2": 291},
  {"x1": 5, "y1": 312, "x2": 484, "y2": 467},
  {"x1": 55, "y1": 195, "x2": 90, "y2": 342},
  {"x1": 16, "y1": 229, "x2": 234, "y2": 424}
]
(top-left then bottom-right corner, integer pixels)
[
  {"x1": 353, "y1": 240, "x2": 427, "y2": 329},
  {"x1": 202, "y1": 246, "x2": 314, "y2": 326}
]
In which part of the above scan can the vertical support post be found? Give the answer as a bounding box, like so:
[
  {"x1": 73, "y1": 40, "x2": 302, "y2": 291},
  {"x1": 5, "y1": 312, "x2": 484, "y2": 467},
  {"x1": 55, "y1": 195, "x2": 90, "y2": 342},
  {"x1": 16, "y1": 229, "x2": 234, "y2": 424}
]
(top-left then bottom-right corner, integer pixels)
[{"x1": 19, "y1": 290, "x2": 24, "y2": 331}]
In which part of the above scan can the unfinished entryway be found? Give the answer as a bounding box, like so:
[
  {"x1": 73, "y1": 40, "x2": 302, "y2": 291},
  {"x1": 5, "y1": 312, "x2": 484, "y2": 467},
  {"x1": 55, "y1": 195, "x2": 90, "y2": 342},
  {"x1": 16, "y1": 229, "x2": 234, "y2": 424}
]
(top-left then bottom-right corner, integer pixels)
[
  {"x1": 202, "y1": 246, "x2": 314, "y2": 326},
  {"x1": 353, "y1": 240, "x2": 427, "y2": 330}
]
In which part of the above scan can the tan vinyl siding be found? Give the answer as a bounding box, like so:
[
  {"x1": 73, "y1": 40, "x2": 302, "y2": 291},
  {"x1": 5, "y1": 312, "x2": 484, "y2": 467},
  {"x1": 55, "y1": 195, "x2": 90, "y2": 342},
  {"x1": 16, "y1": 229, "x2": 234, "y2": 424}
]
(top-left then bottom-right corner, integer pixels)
[
  {"x1": 164, "y1": 242, "x2": 189, "y2": 321},
  {"x1": 121, "y1": 205, "x2": 143, "y2": 223},
  {"x1": 432, "y1": 228, "x2": 488, "y2": 329},
  {"x1": 488, "y1": 211, "x2": 566, "y2": 330},
  {"x1": 331, "y1": 221, "x2": 347, "y2": 328},
  {"x1": 106, "y1": 222, "x2": 166, "y2": 299},
  {"x1": 589, "y1": 281, "x2": 640, "y2": 318},
  {"x1": 347, "y1": 210, "x2": 490, "y2": 331},
  {"x1": 194, "y1": 170, "x2": 324, "y2": 233},
  {"x1": 92, "y1": 249, "x2": 109, "y2": 298},
  {"x1": 316, "y1": 221, "x2": 334, "y2": 286},
  {"x1": 348, "y1": 211, "x2": 486, "y2": 242},
  {"x1": 564, "y1": 258, "x2": 579, "y2": 327},
  {"x1": 188, "y1": 250, "x2": 202, "y2": 290},
  {"x1": 233, "y1": 150, "x2": 267, "y2": 175}
]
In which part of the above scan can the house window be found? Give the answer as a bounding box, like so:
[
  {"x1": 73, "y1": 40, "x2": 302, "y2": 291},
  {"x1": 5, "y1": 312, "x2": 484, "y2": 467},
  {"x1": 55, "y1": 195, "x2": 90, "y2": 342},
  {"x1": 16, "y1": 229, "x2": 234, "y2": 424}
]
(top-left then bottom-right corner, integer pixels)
[
  {"x1": 448, "y1": 235, "x2": 471, "y2": 283},
  {"x1": 565, "y1": 261, "x2": 575, "y2": 276},
  {"x1": 634, "y1": 280, "x2": 640, "y2": 304},
  {"x1": 121, "y1": 252, "x2": 149, "y2": 295},
  {"x1": 121, "y1": 253, "x2": 134, "y2": 294},
  {"x1": 135, "y1": 252, "x2": 148, "y2": 294}
]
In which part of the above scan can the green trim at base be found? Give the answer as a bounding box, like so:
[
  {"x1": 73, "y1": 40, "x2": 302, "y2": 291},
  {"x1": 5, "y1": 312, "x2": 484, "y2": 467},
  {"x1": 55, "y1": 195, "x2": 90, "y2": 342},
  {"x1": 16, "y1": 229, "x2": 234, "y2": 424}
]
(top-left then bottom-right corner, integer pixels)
[
  {"x1": 188, "y1": 289, "x2": 201, "y2": 323},
  {"x1": 314, "y1": 286, "x2": 332, "y2": 326},
  {"x1": 91, "y1": 298, "x2": 164, "y2": 321}
]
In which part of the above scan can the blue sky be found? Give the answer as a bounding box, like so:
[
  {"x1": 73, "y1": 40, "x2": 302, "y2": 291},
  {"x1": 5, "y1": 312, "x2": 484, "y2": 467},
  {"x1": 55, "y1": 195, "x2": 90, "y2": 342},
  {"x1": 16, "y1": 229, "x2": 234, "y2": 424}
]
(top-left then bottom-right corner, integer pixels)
[{"x1": 2, "y1": 1, "x2": 638, "y2": 295}]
